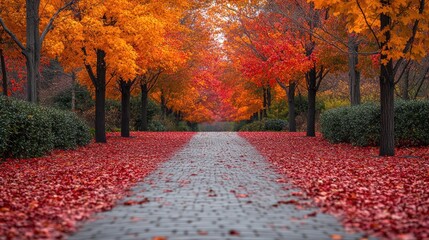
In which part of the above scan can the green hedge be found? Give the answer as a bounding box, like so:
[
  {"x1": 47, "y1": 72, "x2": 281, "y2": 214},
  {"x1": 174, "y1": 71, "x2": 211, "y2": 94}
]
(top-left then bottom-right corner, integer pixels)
[
  {"x1": 0, "y1": 97, "x2": 91, "y2": 159},
  {"x1": 321, "y1": 101, "x2": 429, "y2": 146},
  {"x1": 239, "y1": 119, "x2": 288, "y2": 132},
  {"x1": 240, "y1": 120, "x2": 266, "y2": 131},
  {"x1": 264, "y1": 119, "x2": 288, "y2": 131}
]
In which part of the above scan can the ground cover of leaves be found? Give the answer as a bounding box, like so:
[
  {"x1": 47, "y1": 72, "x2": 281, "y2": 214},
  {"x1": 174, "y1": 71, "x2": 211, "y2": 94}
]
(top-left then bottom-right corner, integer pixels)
[
  {"x1": 241, "y1": 132, "x2": 429, "y2": 240},
  {"x1": 0, "y1": 132, "x2": 194, "y2": 239}
]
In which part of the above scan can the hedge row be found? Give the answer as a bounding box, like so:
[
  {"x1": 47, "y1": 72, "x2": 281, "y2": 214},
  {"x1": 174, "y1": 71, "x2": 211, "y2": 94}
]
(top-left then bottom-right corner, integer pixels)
[
  {"x1": 240, "y1": 119, "x2": 288, "y2": 131},
  {"x1": 320, "y1": 101, "x2": 429, "y2": 146},
  {"x1": 0, "y1": 97, "x2": 92, "y2": 159}
]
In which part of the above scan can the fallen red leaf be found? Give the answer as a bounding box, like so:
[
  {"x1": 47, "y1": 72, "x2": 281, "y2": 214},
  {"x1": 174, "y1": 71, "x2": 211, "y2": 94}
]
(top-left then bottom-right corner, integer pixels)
[
  {"x1": 229, "y1": 229, "x2": 240, "y2": 236},
  {"x1": 0, "y1": 132, "x2": 194, "y2": 239},
  {"x1": 241, "y1": 132, "x2": 429, "y2": 240}
]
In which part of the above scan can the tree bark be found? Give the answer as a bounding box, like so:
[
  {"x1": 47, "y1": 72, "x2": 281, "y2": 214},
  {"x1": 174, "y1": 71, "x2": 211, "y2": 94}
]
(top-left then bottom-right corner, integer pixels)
[
  {"x1": 306, "y1": 67, "x2": 317, "y2": 137},
  {"x1": 161, "y1": 89, "x2": 166, "y2": 119},
  {"x1": 84, "y1": 49, "x2": 107, "y2": 143},
  {"x1": 379, "y1": 1, "x2": 395, "y2": 156},
  {"x1": 0, "y1": 49, "x2": 7, "y2": 96},
  {"x1": 24, "y1": 0, "x2": 40, "y2": 103},
  {"x1": 348, "y1": 35, "x2": 361, "y2": 105},
  {"x1": 94, "y1": 50, "x2": 107, "y2": 143},
  {"x1": 95, "y1": 83, "x2": 106, "y2": 143},
  {"x1": 140, "y1": 83, "x2": 149, "y2": 131},
  {"x1": 262, "y1": 87, "x2": 268, "y2": 118},
  {"x1": 288, "y1": 82, "x2": 296, "y2": 132},
  {"x1": 120, "y1": 79, "x2": 132, "y2": 137}
]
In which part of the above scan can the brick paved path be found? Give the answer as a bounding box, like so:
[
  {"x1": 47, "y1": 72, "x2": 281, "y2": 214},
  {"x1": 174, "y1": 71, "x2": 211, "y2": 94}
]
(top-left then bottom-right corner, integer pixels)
[{"x1": 70, "y1": 132, "x2": 373, "y2": 240}]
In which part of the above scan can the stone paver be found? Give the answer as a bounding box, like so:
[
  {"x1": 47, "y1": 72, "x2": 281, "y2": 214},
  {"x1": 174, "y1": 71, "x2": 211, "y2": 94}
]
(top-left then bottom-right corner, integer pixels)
[{"x1": 69, "y1": 132, "x2": 374, "y2": 240}]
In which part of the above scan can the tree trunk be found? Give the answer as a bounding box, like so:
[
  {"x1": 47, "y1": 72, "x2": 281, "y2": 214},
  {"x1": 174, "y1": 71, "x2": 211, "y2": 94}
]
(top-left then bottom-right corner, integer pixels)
[
  {"x1": 348, "y1": 35, "x2": 361, "y2": 105},
  {"x1": 0, "y1": 49, "x2": 7, "y2": 96},
  {"x1": 262, "y1": 87, "x2": 268, "y2": 118},
  {"x1": 379, "y1": 1, "x2": 395, "y2": 156},
  {"x1": 161, "y1": 90, "x2": 166, "y2": 119},
  {"x1": 288, "y1": 82, "x2": 296, "y2": 132},
  {"x1": 95, "y1": 84, "x2": 106, "y2": 143},
  {"x1": 120, "y1": 80, "x2": 132, "y2": 137},
  {"x1": 267, "y1": 87, "x2": 272, "y2": 109},
  {"x1": 140, "y1": 83, "x2": 149, "y2": 131},
  {"x1": 24, "y1": 0, "x2": 40, "y2": 103},
  {"x1": 94, "y1": 50, "x2": 107, "y2": 143},
  {"x1": 307, "y1": 67, "x2": 317, "y2": 137}
]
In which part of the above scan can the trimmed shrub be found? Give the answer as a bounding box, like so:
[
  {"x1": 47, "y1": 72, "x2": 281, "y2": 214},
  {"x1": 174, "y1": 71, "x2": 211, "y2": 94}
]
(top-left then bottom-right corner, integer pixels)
[
  {"x1": 2, "y1": 98, "x2": 55, "y2": 158},
  {"x1": 240, "y1": 120, "x2": 266, "y2": 131},
  {"x1": 395, "y1": 100, "x2": 429, "y2": 146},
  {"x1": 0, "y1": 96, "x2": 91, "y2": 159},
  {"x1": 347, "y1": 104, "x2": 380, "y2": 146},
  {"x1": 321, "y1": 101, "x2": 429, "y2": 147},
  {"x1": 320, "y1": 107, "x2": 350, "y2": 143},
  {"x1": 264, "y1": 119, "x2": 288, "y2": 131},
  {"x1": 47, "y1": 108, "x2": 91, "y2": 149}
]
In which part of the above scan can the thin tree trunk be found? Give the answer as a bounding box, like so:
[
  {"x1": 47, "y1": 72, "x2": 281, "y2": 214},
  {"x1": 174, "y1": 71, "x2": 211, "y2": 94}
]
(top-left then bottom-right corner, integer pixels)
[
  {"x1": 307, "y1": 67, "x2": 317, "y2": 137},
  {"x1": 161, "y1": 90, "x2": 166, "y2": 119},
  {"x1": 288, "y1": 82, "x2": 296, "y2": 132},
  {"x1": 267, "y1": 87, "x2": 272, "y2": 109},
  {"x1": 0, "y1": 49, "x2": 7, "y2": 96},
  {"x1": 140, "y1": 83, "x2": 149, "y2": 131},
  {"x1": 120, "y1": 80, "x2": 132, "y2": 137},
  {"x1": 262, "y1": 87, "x2": 268, "y2": 118},
  {"x1": 348, "y1": 35, "x2": 361, "y2": 105},
  {"x1": 379, "y1": 1, "x2": 395, "y2": 156}
]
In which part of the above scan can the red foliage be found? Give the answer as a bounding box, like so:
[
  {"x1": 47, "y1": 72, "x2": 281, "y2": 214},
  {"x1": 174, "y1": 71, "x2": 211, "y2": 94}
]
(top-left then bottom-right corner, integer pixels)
[
  {"x1": 0, "y1": 132, "x2": 194, "y2": 239},
  {"x1": 241, "y1": 132, "x2": 429, "y2": 240}
]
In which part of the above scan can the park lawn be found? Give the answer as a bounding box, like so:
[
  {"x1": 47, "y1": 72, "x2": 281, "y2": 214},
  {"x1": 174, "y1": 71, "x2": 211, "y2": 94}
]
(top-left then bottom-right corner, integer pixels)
[
  {"x1": 241, "y1": 132, "x2": 429, "y2": 240},
  {"x1": 0, "y1": 132, "x2": 194, "y2": 239}
]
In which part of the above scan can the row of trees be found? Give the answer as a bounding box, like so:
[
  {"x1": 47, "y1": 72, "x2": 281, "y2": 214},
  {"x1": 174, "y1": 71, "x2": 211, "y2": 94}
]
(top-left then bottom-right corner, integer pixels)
[
  {"x1": 0, "y1": 0, "x2": 232, "y2": 142},
  {"x1": 213, "y1": 0, "x2": 429, "y2": 156},
  {"x1": 1, "y1": 0, "x2": 429, "y2": 156}
]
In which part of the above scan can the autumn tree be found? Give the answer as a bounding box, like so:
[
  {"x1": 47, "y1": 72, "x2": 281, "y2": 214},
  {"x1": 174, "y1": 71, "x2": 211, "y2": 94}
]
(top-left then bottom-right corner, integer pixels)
[
  {"x1": 311, "y1": 0, "x2": 429, "y2": 156},
  {"x1": 0, "y1": 0, "x2": 76, "y2": 103},
  {"x1": 50, "y1": 0, "x2": 139, "y2": 142}
]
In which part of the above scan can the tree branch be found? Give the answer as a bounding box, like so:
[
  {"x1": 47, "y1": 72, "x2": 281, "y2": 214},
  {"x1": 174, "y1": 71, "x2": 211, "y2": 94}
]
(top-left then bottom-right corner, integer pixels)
[
  {"x1": 356, "y1": 0, "x2": 381, "y2": 48},
  {"x1": 40, "y1": 0, "x2": 76, "y2": 43},
  {"x1": 0, "y1": 18, "x2": 25, "y2": 51}
]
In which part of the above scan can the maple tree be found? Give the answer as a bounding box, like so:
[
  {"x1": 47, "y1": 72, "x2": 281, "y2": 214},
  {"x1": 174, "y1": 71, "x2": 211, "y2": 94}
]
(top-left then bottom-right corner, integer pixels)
[
  {"x1": 310, "y1": 0, "x2": 429, "y2": 155},
  {"x1": 217, "y1": 0, "x2": 341, "y2": 132},
  {"x1": 238, "y1": 12, "x2": 312, "y2": 131},
  {"x1": 47, "y1": 0, "x2": 192, "y2": 140},
  {"x1": 0, "y1": 0, "x2": 76, "y2": 103}
]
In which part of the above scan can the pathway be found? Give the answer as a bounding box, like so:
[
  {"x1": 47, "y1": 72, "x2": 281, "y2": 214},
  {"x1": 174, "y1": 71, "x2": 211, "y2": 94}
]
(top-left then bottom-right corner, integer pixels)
[{"x1": 70, "y1": 132, "x2": 372, "y2": 240}]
